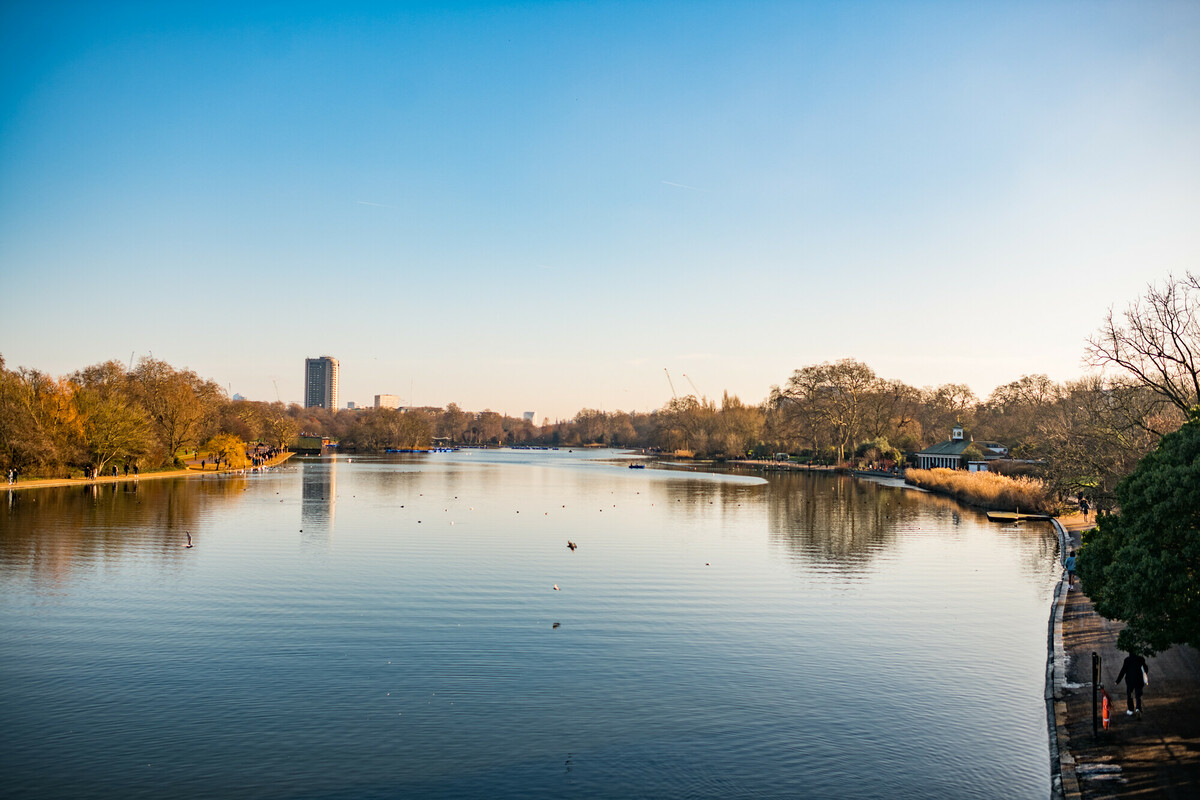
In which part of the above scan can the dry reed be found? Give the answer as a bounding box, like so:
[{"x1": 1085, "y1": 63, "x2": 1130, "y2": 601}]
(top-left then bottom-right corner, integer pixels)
[{"x1": 904, "y1": 467, "x2": 1050, "y2": 512}]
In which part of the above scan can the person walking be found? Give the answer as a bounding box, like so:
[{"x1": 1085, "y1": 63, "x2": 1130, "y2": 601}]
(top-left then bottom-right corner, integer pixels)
[
  {"x1": 1115, "y1": 651, "x2": 1149, "y2": 716},
  {"x1": 1080, "y1": 497, "x2": 1091, "y2": 521},
  {"x1": 1064, "y1": 550, "x2": 1077, "y2": 590}
]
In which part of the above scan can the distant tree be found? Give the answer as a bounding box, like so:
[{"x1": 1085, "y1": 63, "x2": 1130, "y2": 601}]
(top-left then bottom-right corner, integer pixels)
[
  {"x1": 1037, "y1": 376, "x2": 1182, "y2": 506},
  {"x1": 1077, "y1": 415, "x2": 1200, "y2": 655},
  {"x1": 0, "y1": 357, "x2": 72, "y2": 474},
  {"x1": 396, "y1": 410, "x2": 432, "y2": 449},
  {"x1": 131, "y1": 358, "x2": 223, "y2": 464},
  {"x1": 74, "y1": 386, "x2": 154, "y2": 475},
  {"x1": 713, "y1": 393, "x2": 763, "y2": 457},
  {"x1": 69, "y1": 361, "x2": 154, "y2": 474},
  {"x1": 976, "y1": 374, "x2": 1063, "y2": 456},
  {"x1": 918, "y1": 383, "x2": 977, "y2": 445},
  {"x1": 574, "y1": 408, "x2": 607, "y2": 444},
  {"x1": 860, "y1": 379, "x2": 923, "y2": 443},
  {"x1": 439, "y1": 403, "x2": 470, "y2": 442},
  {"x1": 474, "y1": 411, "x2": 505, "y2": 445},
  {"x1": 654, "y1": 395, "x2": 717, "y2": 455},
  {"x1": 263, "y1": 405, "x2": 299, "y2": 449},
  {"x1": 771, "y1": 359, "x2": 877, "y2": 461}
]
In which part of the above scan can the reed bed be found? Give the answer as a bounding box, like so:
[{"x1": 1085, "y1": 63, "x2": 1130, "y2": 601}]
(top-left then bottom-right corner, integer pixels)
[{"x1": 904, "y1": 467, "x2": 1050, "y2": 513}]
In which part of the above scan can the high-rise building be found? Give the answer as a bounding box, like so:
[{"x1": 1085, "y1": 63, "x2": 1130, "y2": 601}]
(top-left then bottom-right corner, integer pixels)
[
  {"x1": 375, "y1": 394, "x2": 400, "y2": 410},
  {"x1": 523, "y1": 411, "x2": 535, "y2": 422},
  {"x1": 305, "y1": 356, "x2": 340, "y2": 410}
]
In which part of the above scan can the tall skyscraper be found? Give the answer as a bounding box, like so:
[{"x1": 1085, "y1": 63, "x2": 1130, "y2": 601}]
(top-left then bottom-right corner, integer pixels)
[{"x1": 305, "y1": 356, "x2": 339, "y2": 410}]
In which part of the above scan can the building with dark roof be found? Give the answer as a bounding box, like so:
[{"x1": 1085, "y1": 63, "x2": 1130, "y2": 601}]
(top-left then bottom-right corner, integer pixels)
[{"x1": 914, "y1": 424, "x2": 1006, "y2": 470}]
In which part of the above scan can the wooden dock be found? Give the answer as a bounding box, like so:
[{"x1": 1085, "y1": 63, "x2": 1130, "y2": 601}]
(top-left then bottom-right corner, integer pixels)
[{"x1": 985, "y1": 510, "x2": 1051, "y2": 522}]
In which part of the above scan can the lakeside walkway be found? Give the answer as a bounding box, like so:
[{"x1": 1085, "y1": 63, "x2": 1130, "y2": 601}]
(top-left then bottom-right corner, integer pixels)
[
  {"x1": 1054, "y1": 513, "x2": 1200, "y2": 799},
  {"x1": 4, "y1": 452, "x2": 295, "y2": 492}
]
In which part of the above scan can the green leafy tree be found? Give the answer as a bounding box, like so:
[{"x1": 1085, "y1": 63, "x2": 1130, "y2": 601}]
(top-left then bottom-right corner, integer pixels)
[
  {"x1": 960, "y1": 444, "x2": 985, "y2": 467},
  {"x1": 1077, "y1": 415, "x2": 1200, "y2": 655}
]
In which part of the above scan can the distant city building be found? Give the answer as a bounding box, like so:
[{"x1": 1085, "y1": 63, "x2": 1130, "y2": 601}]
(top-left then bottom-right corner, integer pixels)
[
  {"x1": 232, "y1": 392, "x2": 246, "y2": 401},
  {"x1": 304, "y1": 356, "x2": 340, "y2": 410},
  {"x1": 375, "y1": 394, "x2": 400, "y2": 410},
  {"x1": 523, "y1": 411, "x2": 535, "y2": 422},
  {"x1": 346, "y1": 401, "x2": 356, "y2": 410}
]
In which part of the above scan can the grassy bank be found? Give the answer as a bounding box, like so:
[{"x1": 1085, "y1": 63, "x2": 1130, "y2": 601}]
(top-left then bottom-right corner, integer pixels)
[{"x1": 904, "y1": 467, "x2": 1051, "y2": 513}]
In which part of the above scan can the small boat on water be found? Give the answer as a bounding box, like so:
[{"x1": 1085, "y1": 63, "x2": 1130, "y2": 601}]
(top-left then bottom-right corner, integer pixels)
[{"x1": 628, "y1": 463, "x2": 646, "y2": 469}]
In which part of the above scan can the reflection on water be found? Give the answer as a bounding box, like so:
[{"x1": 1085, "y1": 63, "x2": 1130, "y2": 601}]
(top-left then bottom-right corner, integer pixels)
[
  {"x1": 0, "y1": 476, "x2": 246, "y2": 588},
  {"x1": 300, "y1": 457, "x2": 337, "y2": 543},
  {"x1": 1, "y1": 451, "x2": 1058, "y2": 799}
]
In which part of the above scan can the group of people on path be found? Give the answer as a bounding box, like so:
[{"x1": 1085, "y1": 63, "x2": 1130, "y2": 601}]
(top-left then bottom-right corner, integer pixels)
[
  {"x1": 82, "y1": 463, "x2": 139, "y2": 480},
  {"x1": 5, "y1": 467, "x2": 18, "y2": 486}
]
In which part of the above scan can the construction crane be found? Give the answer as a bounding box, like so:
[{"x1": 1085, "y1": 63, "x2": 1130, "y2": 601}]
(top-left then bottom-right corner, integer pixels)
[
  {"x1": 663, "y1": 368, "x2": 677, "y2": 399},
  {"x1": 271, "y1": 378, "x2": 282, "y2": 403},
  {"x1": 682, "y1": 373, "x2": 701, "y2": 399}
]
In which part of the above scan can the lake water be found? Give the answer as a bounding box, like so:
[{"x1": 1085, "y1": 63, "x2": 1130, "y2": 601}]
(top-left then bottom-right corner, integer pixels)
[{"x1": 1, "y1": 449, "x2": 1058, "y2": 799}]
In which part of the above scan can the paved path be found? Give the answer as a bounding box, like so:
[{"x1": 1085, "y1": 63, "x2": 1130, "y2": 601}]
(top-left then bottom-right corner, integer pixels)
[{"x1": 1055, "y1": 514, "x2": 1200, "y2": 799}]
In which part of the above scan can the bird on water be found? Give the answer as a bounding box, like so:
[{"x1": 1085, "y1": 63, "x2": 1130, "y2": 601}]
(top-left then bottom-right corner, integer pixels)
[
  {"x1": 184, "y1": 532, "x2": 193, "y2": 548},
  {"x1": 567, "y1": 541, "x2": 577, "y2": 551}
]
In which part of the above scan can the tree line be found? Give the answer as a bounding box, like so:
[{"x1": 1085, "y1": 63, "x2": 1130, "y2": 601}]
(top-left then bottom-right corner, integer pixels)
[
  {"x1": 0, "y1": 356, "x2": 301, "y2": 477},
  {"x1": 3, "y1": 274, "x2": 1196, "y2": 505}
]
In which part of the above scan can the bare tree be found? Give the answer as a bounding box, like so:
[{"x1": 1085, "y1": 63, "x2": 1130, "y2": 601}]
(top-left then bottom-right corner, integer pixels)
[
  {"x1": 1086, "y1": 273, "x2": 1200, "y2": 413},
  {"x1": 771, "y1": 359, "x2": 878, "y2": 462},
  {"x1": 1037, "y1": 376, "x2": 1182, "y2": 506}
]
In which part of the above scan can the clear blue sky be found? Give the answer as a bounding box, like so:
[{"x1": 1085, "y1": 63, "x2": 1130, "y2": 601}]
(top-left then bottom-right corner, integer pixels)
[{"x1": 2, "y1": 1, "x2": 1198, "y2": 420}]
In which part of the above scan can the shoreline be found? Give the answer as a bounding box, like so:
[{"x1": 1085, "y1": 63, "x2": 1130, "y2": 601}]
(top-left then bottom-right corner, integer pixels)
[
  {"x1": 1049, "y1": 515, "x2": 1200, "y2": 798},
  {"x1": 4, "y1": 452, "x2": 295, "y2": 492},
  {"x1": 734, "y1": 457, "x2": 1083, "y2": 797}
]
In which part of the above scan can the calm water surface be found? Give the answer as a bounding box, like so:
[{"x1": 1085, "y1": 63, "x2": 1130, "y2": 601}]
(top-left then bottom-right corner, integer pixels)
[{"x1": 1, "y1": 450, "x2": 1058, "y2": 798}]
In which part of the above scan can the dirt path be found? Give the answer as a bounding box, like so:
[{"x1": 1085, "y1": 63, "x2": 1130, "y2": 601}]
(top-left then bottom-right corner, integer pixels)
[{"x1": 1055, "y1": 514, "x2": 1200, "y2": 799}]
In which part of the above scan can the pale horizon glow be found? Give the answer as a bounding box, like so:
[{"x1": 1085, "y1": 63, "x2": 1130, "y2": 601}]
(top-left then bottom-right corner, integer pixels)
[{"x1": 2, "y1": 2, "x2": 1198, "y2": 420}]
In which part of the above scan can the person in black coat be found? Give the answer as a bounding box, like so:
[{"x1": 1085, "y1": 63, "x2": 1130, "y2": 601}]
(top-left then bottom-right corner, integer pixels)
[{"x1": 1115, "y1": 651, "x2": 1148, "y2": 715}]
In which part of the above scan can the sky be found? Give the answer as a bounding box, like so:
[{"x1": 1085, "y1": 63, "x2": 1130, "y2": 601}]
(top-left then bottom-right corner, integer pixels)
[{"x1": 2, "y1": 1, "x2": 1198, "y2": 421}]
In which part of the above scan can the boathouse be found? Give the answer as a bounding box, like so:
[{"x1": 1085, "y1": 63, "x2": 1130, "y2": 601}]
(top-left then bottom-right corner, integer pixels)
[{"x1": 914, "y1": 425, "x2": 1005, "y2": 471}]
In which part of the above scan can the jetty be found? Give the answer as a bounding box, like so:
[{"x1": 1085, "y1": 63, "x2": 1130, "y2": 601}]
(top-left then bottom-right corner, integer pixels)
[{"x1": 985, "y1": 510, "x2": 1051, "y2": 523}]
